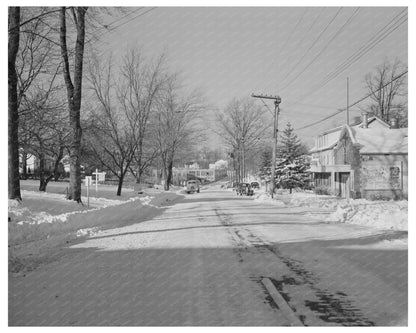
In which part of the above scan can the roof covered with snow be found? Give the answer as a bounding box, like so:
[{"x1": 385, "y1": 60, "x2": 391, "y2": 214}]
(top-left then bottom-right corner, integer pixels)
[
  {"x1": 310, "y1": 116, "x2": 407, "y2": 154},
  {"x1": 353, "y1": 127, "x2": 408, "y2": 154}
]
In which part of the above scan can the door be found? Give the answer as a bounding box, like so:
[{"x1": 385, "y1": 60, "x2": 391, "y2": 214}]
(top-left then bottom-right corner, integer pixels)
[{"x1": 339, "y1": 172, "x2": 350, "y2": 199}]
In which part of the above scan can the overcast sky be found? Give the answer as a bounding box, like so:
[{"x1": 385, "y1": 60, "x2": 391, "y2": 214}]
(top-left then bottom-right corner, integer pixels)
[
  {"x1": 95, "y1": 6, "x2": 407, "y2": 145},
  {"x1": 8, "y1": 6, "x2": 403, "y2": 150}
]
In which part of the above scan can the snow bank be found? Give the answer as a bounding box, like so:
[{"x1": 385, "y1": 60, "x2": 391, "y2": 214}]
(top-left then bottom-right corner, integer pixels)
[
  {"x1": 8, "y1": 190, "x2": 143, "y2": 225},
  {"x1": 253, "y1": 190, "x2": 408, "y2": 231},
  {"x1": 333, "y1": 238, "x2": 408, "y2": 250},
  {"x1": 253, "y1": 192, "x2": 286, "y2": 207},
  {"x1": 327, "y1": 200, "x2": 408, "y2": 231},
  {"x1": 138, "y1": 195, "x2": 161, "y2": 209},
  {"x1": 76, "y1": 227, "x2": 100, "y2": 238}
]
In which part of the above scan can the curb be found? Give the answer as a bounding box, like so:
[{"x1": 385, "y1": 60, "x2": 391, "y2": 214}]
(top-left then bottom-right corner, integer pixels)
[{"x1": 262, "y1": 277, "x2": 304, "y2": 326}]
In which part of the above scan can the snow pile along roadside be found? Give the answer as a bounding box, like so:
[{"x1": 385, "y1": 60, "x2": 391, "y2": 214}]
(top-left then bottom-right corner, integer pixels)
[
  {"x1": 8, "y1": 191, "x2": 142, "y2": 225},
  {"x1": 76, "y1": 227, "x2": 101, "y2": 238},
  {"x1": 327, "y1": 199, "x2": 407, "y2": 231},
  {"x1": 253, "y1": 192, "x2": 286, "y2": 207},
  {"x1": 253, "y1": 190, "x2": 407, "y2": 231}
]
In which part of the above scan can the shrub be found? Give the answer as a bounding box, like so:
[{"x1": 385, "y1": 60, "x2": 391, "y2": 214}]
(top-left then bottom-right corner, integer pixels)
[{"x1": 313, "y1": 185, "x2": 331, "y2": 195}]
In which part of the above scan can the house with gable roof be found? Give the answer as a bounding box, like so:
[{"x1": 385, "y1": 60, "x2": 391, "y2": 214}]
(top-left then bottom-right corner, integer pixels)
[{"x1": 309, "y1": 113, "x2": 408, "y2": 200}]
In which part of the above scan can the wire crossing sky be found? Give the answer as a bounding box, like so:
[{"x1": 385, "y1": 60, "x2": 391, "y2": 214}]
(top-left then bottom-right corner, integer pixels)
[{"x1": 94, "y1": 7, "x2": 407, "y2": 143}]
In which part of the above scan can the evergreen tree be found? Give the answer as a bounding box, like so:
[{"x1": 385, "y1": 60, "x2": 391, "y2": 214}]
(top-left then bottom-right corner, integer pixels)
[
  {"x1": 275, "y1": 123, "x2": 310, "y2": 193},
  {"x1": 275, "y1": 156, "x2": 310, "y2": 193},
  {"x1": 258, "y1": 147, "x2": 272, "y2": 181},
  {"x1": 278, "y1": 122, "x2": 303, "y2": 161}
]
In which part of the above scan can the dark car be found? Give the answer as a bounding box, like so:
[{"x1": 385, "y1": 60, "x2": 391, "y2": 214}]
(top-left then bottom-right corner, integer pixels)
[
  {"x1": 236, "y1": 183, "x2": 254, "y2": 196},
  {"x1": 250, "y1": 181, "x2": 260, "y2": 189},
  {"x1": 186, "y1": 180, "x2": 200, "y2": 194}
]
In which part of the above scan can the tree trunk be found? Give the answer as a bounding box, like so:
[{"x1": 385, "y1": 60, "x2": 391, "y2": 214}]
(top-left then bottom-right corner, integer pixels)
[
  {"x1": 163, "y1": 167, "x2": 169, "y2": 191},
  {"x1": 60, "y1": 7, "x2": 87, "y2": 203},
  {"x1": 116, "y1": 174, "x2": 124, "y2": 196},
  {"x1": 68, "y1": 121, "x2": 82, "y2": 200},
  {"x1": 38, "y1": 154, "x2": 46, "y2": 191},
  {"x1": 53, "y1": 145, "x2": 64, "y2": 181},
  {"x1": 135, "y1": 142, "x2": 143, "y2": 184},
  {"x1": 166, "y1": 159, "x2": 173, "y2": 190},
  {"x1": 21, "y1": 150, "x2": 27, "y2": 180},
  {"x1": 135, "y1": 172, "x2": 142, "y2": 185},
  {"x1": 8, "y1": 7, "x2": 21, "y2": 201}
]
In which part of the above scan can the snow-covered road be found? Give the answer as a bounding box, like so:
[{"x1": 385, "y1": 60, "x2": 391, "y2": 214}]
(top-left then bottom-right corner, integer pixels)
[{"x1": 9, "y1": 184, "x2": 407, "y2": 326}]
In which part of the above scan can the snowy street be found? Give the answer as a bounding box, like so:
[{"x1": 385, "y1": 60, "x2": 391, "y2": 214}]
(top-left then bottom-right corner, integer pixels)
[{"x1": 9, "y1": 183, "x2": 407, "y2": 326}]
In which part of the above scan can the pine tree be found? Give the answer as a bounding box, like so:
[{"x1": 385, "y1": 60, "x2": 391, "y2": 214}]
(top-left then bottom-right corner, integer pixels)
[
  {"x1": 278, "y1": 122, "x2": 303, "y2": 161},
  {"x1": 275, "y1": 123, "x2": 310, "y2": 193},
  {"x1": 258, "y1": 147, "x2": 272, "y2": 181},
  {"x1": 275, "y1": 156, "x2": 310, "y2": 193}
]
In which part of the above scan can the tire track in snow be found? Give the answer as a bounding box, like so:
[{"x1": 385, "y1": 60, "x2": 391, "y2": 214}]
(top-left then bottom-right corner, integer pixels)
[{"x1": 211, "y1": 204, "x2": 375, "y2": 326}]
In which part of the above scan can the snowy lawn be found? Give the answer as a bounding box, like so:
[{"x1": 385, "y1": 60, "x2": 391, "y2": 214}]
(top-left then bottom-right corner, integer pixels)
[
  {"x1": 9, "y1": 183, "x2": 183, "y2": 274},
  {"x1": 18, "y1": 179, "x2": 141, "y2": 200},
  {"x1": 253, "y1": 189, "x2": 408, "y2": 231},
  {"x1": 9, "y1": 183, "x2": 183, "y2": 247}
]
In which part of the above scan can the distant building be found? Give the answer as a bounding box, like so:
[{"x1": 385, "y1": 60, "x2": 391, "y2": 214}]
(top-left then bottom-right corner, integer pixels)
[
  {"x1": 151, "y1": 162, "x2": 228, "y2": 186},
  {"x1": 172, "y1": 167, "x2": 227, "y2": 185},
  {"x1": 309, "y1": 114, "x2": 408, "y2": 200},
  {"x1": 209, "y1": 159, "x2": 228, "y2": 170},
  {"x1": 20, "y1": 153, "x2": 70, "y2": 177},
  {"x1": 184, "y1": 162, "x2": 200, "y2": 169}
]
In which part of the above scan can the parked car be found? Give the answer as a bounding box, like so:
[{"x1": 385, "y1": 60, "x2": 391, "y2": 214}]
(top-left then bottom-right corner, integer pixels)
[
  {"x1": 236, "y1": 183, "x2": 254, "y2": 196},
  {"x1": 186, "y1": 180, "x2": 200, "y2": 194},
  {"x1": 250, "y1": 181, "x2": 260, "y2": 189}
]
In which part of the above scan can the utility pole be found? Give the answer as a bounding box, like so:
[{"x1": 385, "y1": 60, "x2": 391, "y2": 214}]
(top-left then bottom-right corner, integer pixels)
[
  {"x1": 241, "y1": 138, "x2": 245, "y2": 182},
  {"x1": 251, "y1": 94, "x2": 281, "y2": 198},
  {"x1": 236, "y1": 141, "x2": 240, "y2": 184}
]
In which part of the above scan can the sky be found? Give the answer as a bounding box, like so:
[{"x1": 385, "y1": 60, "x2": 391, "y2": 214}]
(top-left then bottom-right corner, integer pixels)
[{"x1": 93, "y1": 5, "x2": 408, "y2": 146}]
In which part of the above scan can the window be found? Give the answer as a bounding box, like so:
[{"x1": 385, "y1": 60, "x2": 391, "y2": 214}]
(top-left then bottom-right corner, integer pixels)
[{"x1": 390, "y1": 166, "x2": 400, "y2": 187}]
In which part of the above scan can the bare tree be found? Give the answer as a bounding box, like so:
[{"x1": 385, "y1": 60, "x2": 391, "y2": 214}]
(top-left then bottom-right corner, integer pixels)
[
  {"x1": 86, "y1": 57, "x2": 134, "y2": 196},
  {"x1": 19, "y1": 86, "x2": 69, "y2": 191},
  {"x1": 16, "y1": 9, "x2": 60, "y2": 109},
  {"x1": 60, "y1": 6, "x2": 88, "y2": 202},
  {"x1": 365, "y1": 58, "x2": 407, "y2": 125},
  {"x1": 16, "y1": 9, "x2": 64, "y2": 190},
  {"x1": 216, "y1": 98, "x2": 271, "y2": 182},
  {"x1": 118, "y1": 50, "x2": 167, "y2": 185},
  {"x1": 8, "y1": 7, "x2": 21, "y2": 201},
  {"x1": 10, "y1": 6, "x2": 127, "y2": 199},
  {"x1": 155, "y1": 77, "x2": 205, "y2": 190},
  {"x1": 86, "y1": 51, "x2": 166, "y2": 196}
]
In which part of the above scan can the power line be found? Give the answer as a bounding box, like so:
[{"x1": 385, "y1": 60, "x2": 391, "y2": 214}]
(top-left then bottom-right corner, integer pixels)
[
  {"x1": 325, "y1": 9, "x2": 407, "y2": 83},
  {"x1": 86, "y1": 7, "x2": 145, "y2": 44},
  {"x1": 277, "y1": 7, "x2": 341, "y2": 89},
  {"x1": 279, "y1": 8, "x2": 308, "y2": 58},
  {"x1": 295, "y1": 69, "x2": 408, "y2": 131},
  {"x1": 279, "y1": 7, "x2": 360, "y2": 94},
  {"x1": 259, "y1": 98, "x2": 274, "y2": 116},
  {"x1": 285, "y1": 8, "x2": 407, "y2": 107},
  {"x1": 267, "y1": 8, "x2": 308, "y2": 83},
  {"x1": 106, "y1": 7, "x2": 156, "y2": 32},
  {"x1": 87, "y1": 7, "x2": 157, "y2": 48},
  {"x1": 295, "y1": 102, "x2": 341, "y2": 110}
]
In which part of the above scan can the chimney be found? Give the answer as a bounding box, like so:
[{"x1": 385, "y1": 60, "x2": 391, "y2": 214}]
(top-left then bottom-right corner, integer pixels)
[
  {"x1": 361, "y1": 111, "x2": 368, "y2": 128},
  {"x1": 352, "y1": 116, "x2": 361, "y2": 125},
  {"x1": 390, "y1": 117, "x2": 399, "y2": 129}
]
